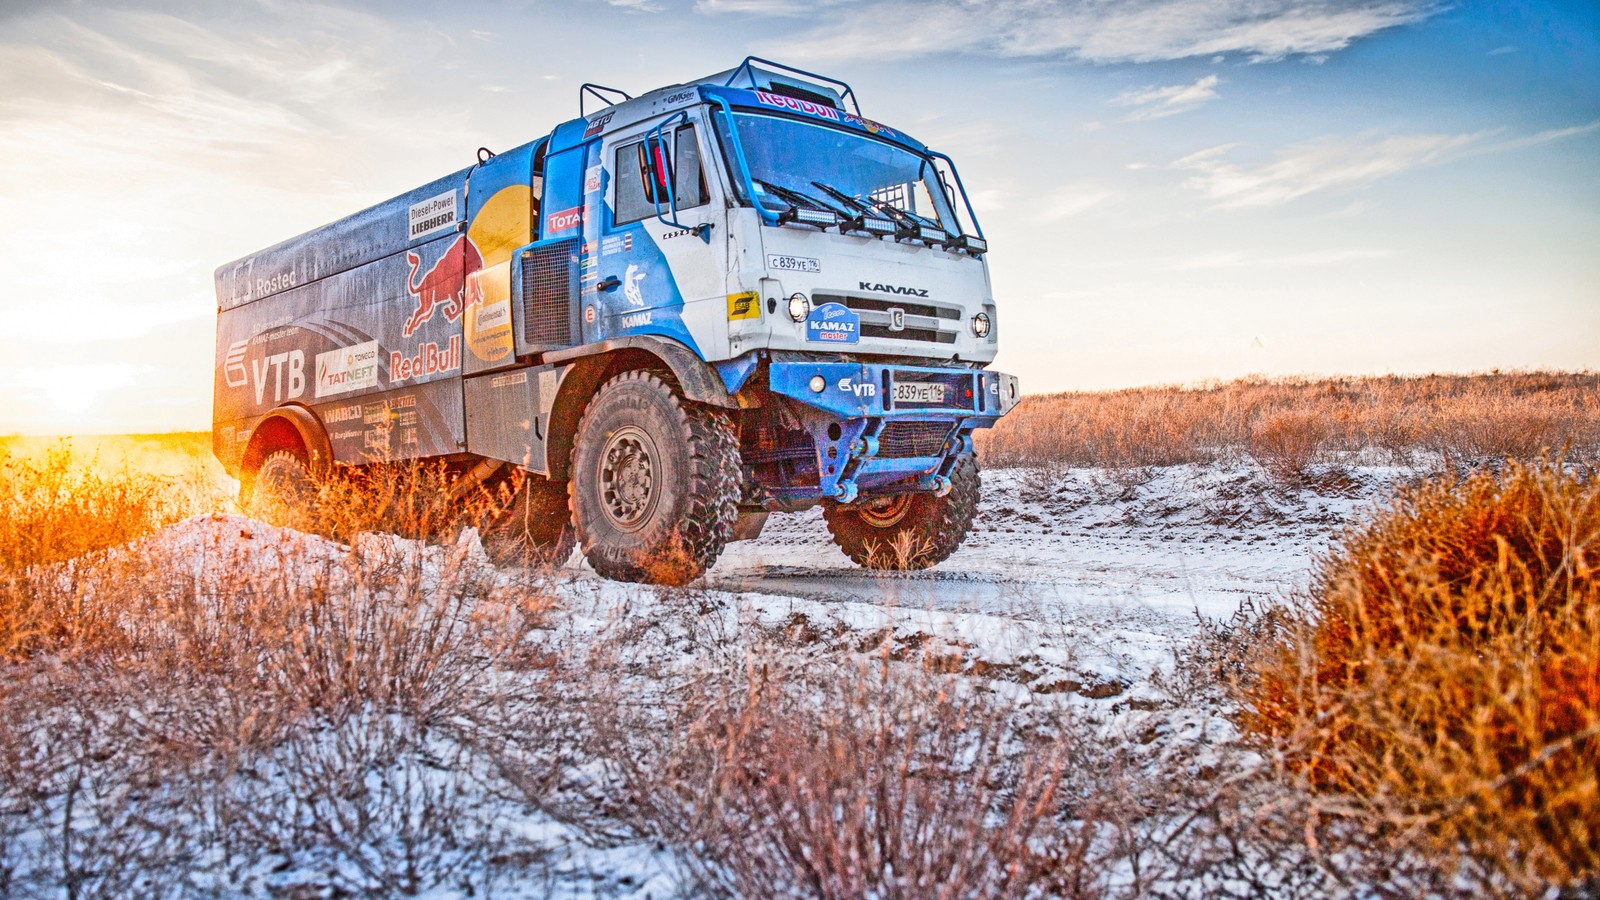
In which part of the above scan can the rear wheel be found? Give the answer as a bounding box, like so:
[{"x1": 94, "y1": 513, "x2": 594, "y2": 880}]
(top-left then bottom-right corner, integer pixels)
[
  {"x1": 242, "y1": 448, "x2": 314, "y2": 525},
  {"x1": 822, "y1": 452, "x2": 980, "y2": 570},
  {"x1": 569, "y1": 369, "x2": 740, "y2": 585}
]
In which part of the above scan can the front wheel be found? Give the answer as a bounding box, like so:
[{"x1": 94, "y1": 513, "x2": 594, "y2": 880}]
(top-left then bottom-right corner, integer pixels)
[
  {"x1": 822, "y1": 453, "x2": 980, "y2": 571},
  {"x1": 569, "y1": 369, "x2": 741, "y2": 585}
]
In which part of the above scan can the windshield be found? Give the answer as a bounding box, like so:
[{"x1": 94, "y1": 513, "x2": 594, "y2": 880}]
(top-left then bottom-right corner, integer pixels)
[{"x1": 713, "y1": 111, "x2": 964, "y2": 235}]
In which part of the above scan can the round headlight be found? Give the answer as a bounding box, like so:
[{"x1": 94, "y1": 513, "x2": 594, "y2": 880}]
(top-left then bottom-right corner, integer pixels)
[
  {"x1": 971, "y1": 312, "x2": 992, "y2": 338},
  {"x1": 787, "y1": 292, "x2": 810, "y2": 322},
  {"x1": 809, "y1": 375, "x2": 827, "y2": 393}
]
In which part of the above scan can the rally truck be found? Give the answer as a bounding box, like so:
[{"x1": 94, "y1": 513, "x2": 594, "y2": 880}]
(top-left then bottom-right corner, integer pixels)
[{"x1": 213, "y1": 58, "x2": 1020, "y2": 585}]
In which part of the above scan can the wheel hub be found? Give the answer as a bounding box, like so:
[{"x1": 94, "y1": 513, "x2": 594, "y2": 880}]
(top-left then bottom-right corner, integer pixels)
[
  {"x1": 857, "y1": 493, "x2": 913, "y2": 528},
  {"x1": 599, "y1": 426, "x2": 659, "y2": 532}
]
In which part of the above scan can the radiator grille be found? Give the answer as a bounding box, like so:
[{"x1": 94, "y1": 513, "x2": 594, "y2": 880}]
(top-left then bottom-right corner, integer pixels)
[
  {"x1": 521, "y1": 240, "x2": 577, "y2": 349},
  {"x1": 877, "y1": 421, "x2": 953, "y2": 459}
]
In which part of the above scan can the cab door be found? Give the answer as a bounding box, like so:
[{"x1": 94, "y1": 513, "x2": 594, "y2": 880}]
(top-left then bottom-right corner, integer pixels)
[{"x1": 585, "y1": 113, "x2": 729, "y2": 359}]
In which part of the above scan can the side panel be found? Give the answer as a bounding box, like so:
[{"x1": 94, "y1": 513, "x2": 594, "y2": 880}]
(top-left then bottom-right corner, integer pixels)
[
  {"x1": 463, "y1": 365, "x2": 560, "y2": 473},
  {"x1": 214, "y1": 231, "x2": 469, "y2": 464}
]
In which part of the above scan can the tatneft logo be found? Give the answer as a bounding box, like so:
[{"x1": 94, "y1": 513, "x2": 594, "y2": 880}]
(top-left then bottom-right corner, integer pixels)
[
  {"x1": 548, "y1": 207, "x2": 583, "y2": 232},
  {"x1": 859, "y1": 281, "x2": 929, "y2": 297}
]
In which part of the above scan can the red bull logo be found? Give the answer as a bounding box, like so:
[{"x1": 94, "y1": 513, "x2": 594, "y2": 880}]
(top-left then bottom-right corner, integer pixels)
[
  {"x1": 390, "y1": 336, "x2": 461, "y2": 382},
  {"x1": 403, "y1": 235, "x2": 484, "y2": 336}
]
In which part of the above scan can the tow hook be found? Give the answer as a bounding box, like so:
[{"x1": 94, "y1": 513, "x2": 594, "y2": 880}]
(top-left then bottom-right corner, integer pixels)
[{"x1": 918, "y1": 473, "x2": 952, "y2": 497}]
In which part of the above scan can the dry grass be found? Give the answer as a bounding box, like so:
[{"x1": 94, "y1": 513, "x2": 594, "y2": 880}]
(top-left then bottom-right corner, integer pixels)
[
  {"x1": 1244, "y1": 459, "x2": 1599, "y2": 894},
  {"x1": 979, "y1": 370, "x2": 1600, "y2": 475},
  {"x1": 0, "y1": 448, "x2": 567, "y2": 894}
]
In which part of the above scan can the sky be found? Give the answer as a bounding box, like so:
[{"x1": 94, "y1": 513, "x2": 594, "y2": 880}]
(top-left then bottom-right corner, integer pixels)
[{"x1": 0, "y1": 0, "x2": 1595, "y2": 434}]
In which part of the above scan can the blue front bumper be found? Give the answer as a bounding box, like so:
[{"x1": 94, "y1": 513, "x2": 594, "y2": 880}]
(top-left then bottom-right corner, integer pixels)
[{"x1": 763, "y1": 361, "x2": 1020, "y2": 504}]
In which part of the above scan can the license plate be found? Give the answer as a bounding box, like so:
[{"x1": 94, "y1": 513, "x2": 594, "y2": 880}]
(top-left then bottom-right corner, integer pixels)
[
  {"x1": 766, "y1": 253, "x2": 821, "y2": 274},
  {"x1": 893, "y1": 382, "x2": 948, "y2": 404}
]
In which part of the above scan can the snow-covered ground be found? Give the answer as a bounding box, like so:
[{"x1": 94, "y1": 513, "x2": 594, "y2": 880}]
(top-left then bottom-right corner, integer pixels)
[{"x1": 2, "y1": 461, "x2": 1419, "y2": 897}]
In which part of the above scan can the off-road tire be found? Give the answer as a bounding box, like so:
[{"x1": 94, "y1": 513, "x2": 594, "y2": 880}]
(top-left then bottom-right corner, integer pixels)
[
  {"x1": 482, "y1": 474, "x2": 577, "y2": 569},
  {"x1": 822, "y1": 452, "x2": 980, "y2": 571},
  {"x1": 569, "y1": 368, "x2": 741, "y2": 585},
  {"x1": 242, "y1": 448, "x2": 314, "y2": 524}
]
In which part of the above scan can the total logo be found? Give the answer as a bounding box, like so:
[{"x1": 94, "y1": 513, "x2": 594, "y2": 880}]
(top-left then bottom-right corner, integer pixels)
[
  {"x1": 837, "y1": 377, "x2": 876, "y2": 398},
  {"x1": 390, "y1": 336, "x2": 461, "y2": 382},
  {"x1": 548, "y1": 206, "x2": 583, "y2": 233}
]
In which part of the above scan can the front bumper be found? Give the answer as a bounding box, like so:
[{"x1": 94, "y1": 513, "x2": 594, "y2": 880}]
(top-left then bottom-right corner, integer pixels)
[{"x1": 763, "y1": 361, "x2": 1020, "y2": 504}]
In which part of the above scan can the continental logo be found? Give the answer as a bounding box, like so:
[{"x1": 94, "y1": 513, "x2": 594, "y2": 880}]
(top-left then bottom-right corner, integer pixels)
[{"x1": 858, "y1": 281, "x2": 929, "y2": 297}]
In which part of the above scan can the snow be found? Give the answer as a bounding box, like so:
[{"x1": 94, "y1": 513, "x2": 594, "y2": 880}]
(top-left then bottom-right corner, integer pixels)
[{"x1": 2, "y1": 460, "x2": 1414, "y2": 896}]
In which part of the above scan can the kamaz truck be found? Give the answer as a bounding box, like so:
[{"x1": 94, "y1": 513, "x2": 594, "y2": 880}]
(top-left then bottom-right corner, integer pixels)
[{"x1": 213, "y1": 58, "x2": 1019, "y2": 585}]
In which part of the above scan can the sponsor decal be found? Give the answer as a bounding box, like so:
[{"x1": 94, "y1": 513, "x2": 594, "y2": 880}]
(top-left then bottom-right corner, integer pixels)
[
  {"x1": 837, "y1": 377, "x2": 876, "y2": 398},
  {"x1": 547, "y1": 206, "x2": 583, "y2": 233},
  {"x1": 584, "y1": 165, "x2": 602, "y2": 194},
  {"x1": 619, "y1": 311, "x2": 652, "y2": 329},
  {"x1": 325, "y1": 404, "x2": 363, "y2": 424},
  {"x1": 727, "y1": 291, "x2": 761, "y2": 321},
  {"x1": 490, "y1": 371, "x2": 529, "y2": 390},
  {"x1": 583, "y1": 110, "x2": 615, "y2": 139},
  {"x1": 842, "y1": 112, "x2": 897, "y2": 138},
  {"x1": 754, "y1": 90, "x2": 842, "y2": 122},
  {"x1": 253, "y1": 270, "x2": 298, "y2": 298},
  {"x1": 664, "y1": 88, "x2": 696, "y2": 105},
  {"x1": 804, "y1": 302, "x2": 859, "y2": 344},
  {"x1": 389, "y1": 335, "x2": 461, "y2": 382},
  {"x1": 223, "y1": 340, "x2": 249, "y2": 388},
  {"x1": 858, "y1": 281, "x2": 929, "y2": 297},
  {"x1": 403, "y1": 235, "x2": 481, "y2": 336},
  {"x1": 623, "y1": 264, "x2": 646, "y2": 307},
  {"x1": 767, "y1": 253, "x2": 820, "y2": 274},
  {"x1": 251, "y1": 350, "x2": 306, "y2": 405},
  {"x1": 584, "y1": 306, "x2": 596, "y2": 324},
  {"x1": 581, "y1": 240, "x2": 598, "y2": 255},
  {"x1": 888, "y1": 307, "x2": 906, "y2": 332},
  {"x1": 408, "y1": 190, "x2": 458, "y2": 240},
  {"x1": 660, "y1": 227, "x2": 696, "y2": 240},
  {"x1": 314, "y1": 340, "x2": 380, "y2": 398},
  {"x1": 600, "y1": 234, "x2": 633, "y2": 256}
]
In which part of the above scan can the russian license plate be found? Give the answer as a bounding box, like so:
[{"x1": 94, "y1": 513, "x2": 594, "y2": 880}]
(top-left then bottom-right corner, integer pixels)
[
  {"x1": 893, "y1": 381, "x2": 948, "y2": 404},
  {"x1": 766, "y1": 253, "x2": 821, "y2": 274}
]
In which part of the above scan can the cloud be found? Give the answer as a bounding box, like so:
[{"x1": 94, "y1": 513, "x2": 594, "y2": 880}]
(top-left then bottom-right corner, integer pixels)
[
  {"x1": 1173, "y1": 131, "x2": 1487, "y2": 208},
  {"x1": 605, "y1": 0, "x2": 663, "y2": 9},
  {"x1": 764, "y1": 0, "x2": 1439, "y2": 64},
  {"x1": 695, "y1": 0, "x2": 815, "y2": 12},
  {"x1": 1110, "y1": 74, "x2": 1220, "y2": 120},
  {"x1": 1035, "y1": 183, "x2": 1116, "y2": 221},
  {"x1": 1173, "y1": 248, "x2": 1391, "y2": 269}
]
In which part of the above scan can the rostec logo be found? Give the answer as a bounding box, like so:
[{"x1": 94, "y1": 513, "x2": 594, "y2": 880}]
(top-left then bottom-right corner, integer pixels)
[
  {"x1": 859, "y1": 281, "x2": 930, "y2": 298},
  {"x1": 888, "y1": 307, "x2": 906, "y2": 332},
  {"x1": 547, "y1": 207, "x2": 583, "y2": 233},
  {"x1": 223, "y1": 340, "x2": 249, "y2": 387},
  {"x1": 403, "y1": 235, "x2": 481, "y2": 337}
]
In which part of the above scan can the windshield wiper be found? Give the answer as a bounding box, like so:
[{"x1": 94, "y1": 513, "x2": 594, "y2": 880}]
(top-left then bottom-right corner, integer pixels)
[
  {"x1": 813, "y1": 181, "x2": 943, "y2": 242},
  {"x1": 753, "y1": 179, "x2": 843, "y2": 227},
  {"x1": 811, "y1": 182, "x2": 899, "y2": 236}
]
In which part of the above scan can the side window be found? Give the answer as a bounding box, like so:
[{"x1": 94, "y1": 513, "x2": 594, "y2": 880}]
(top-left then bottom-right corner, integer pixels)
[{"x1": 611, "y1": 124, "x2": 709, "y2": 227}]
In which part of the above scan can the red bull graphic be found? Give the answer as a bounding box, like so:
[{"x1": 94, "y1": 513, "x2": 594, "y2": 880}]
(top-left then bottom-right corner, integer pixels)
[
  {"x1": 403, "y1": 235, "x2": 485, "y2": 336},
  {"x1": 390, "y1": 335, "x2": 461, "y2": 382}
]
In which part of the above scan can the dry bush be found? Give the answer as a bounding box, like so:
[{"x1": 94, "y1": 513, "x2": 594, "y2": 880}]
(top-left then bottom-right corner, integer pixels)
[
  {"x1": 0, "y1": 453, "x2": 566, "y2": 894},
  {"x1": 0, "y1": 446, "x2": 201, "y2": 660},
  {"x1": 621, "y1": 652, "x2": 1073, "y2": 898},
  {"x1": 1245, "y1": 459, "x2": 1600, "y2": 893},
  {"x1": 979, "y1": 370, "x2": 1600, "y2": 473}
]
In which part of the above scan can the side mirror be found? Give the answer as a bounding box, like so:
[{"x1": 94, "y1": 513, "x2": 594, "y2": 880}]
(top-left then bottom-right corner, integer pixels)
[{"x1": 638, "y1": 137, "x2": 673, "y2": 205}]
